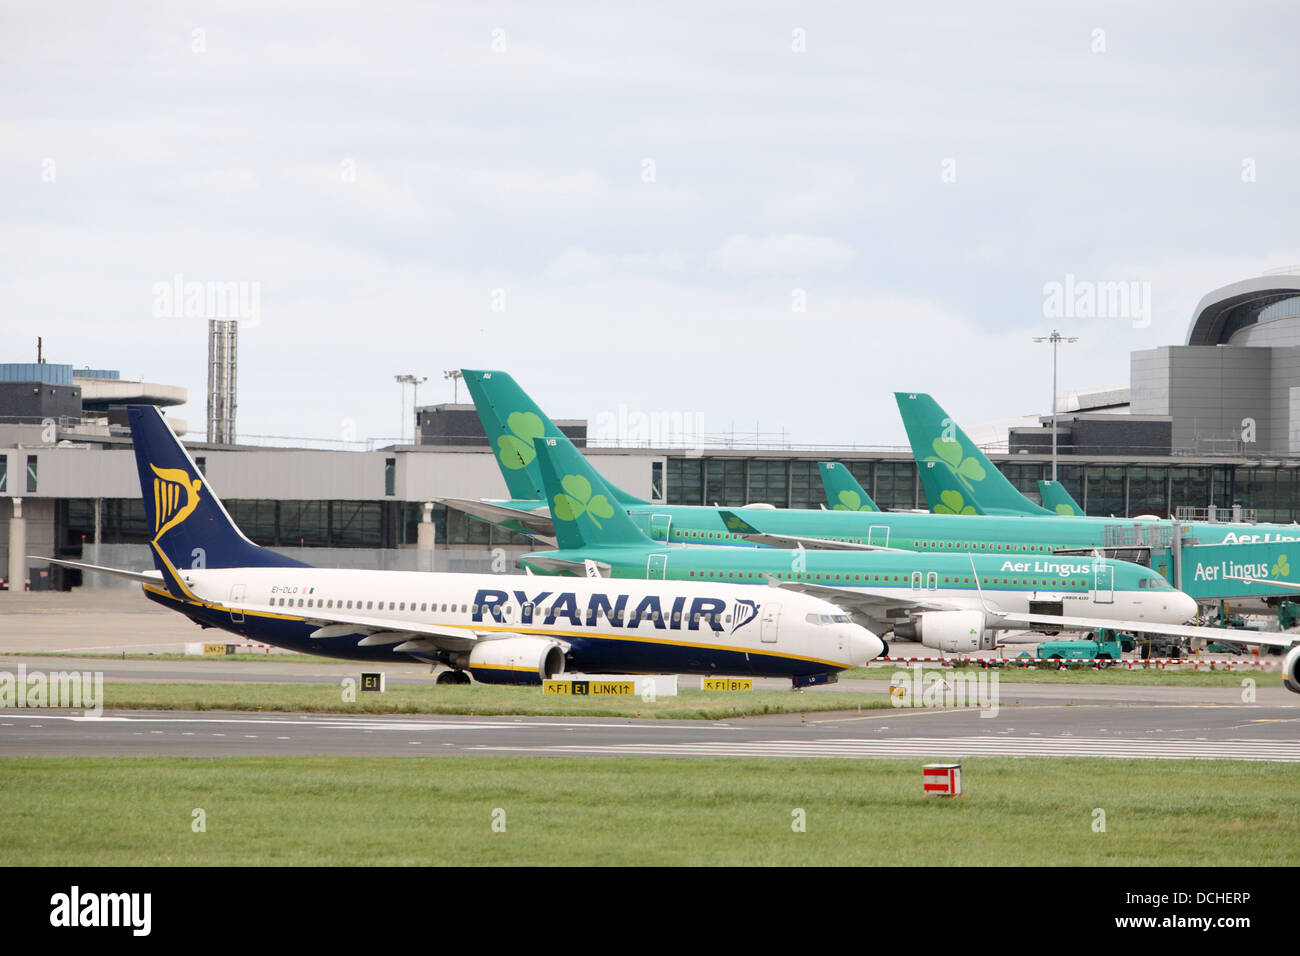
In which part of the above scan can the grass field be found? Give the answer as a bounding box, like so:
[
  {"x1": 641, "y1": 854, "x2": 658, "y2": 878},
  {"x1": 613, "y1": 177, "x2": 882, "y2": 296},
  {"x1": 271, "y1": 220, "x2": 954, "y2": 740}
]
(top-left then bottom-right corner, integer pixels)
[
  {"x1": 848, "y1": 663, "x2": 1284, "y2": 687},
  {"x1": 7, "y1": 650, "x2": 1282, "y2": 687},
  {"x1": 92, "y1": 681, "x2": 894, "y2": 719},
  {"x1": 2, "y1": 756, "x2": 1295, "y2": 865}
]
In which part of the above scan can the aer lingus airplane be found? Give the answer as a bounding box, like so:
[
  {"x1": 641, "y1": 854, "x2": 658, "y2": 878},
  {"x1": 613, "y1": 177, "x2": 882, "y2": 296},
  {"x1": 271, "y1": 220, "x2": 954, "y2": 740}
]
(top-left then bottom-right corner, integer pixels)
[
  {"x1": 1039, "y1": 480, "x2": 1085, "y2": 516},
  {"x1": 449, "y1": 371, "x2": 1300, "y2": 605},
  {"x1": 515, "y1": 434, "x2": 1259, "y2": 659},
  {"x1": 818, "y1": 462, "x2": 882, "y2": 512},
  {"x1": 36, "y1": 405, "x2": 885, "y2": 684},
  {"x1": 896, "y1": 391, "x2": 1300, "y2": 536}
]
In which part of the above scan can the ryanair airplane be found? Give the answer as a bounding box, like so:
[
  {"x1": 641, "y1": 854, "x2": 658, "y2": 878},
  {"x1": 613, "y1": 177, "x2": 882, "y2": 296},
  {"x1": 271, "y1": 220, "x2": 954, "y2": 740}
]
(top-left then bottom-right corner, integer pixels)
[{"x1": 41, "y1": 406, "x2": 885, "y2": 686}]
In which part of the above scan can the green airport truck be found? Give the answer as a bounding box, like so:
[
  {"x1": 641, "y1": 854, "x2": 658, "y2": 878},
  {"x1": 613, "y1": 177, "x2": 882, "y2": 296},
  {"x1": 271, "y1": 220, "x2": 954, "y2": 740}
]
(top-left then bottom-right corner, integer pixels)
[{"x1": 1033, "y1": 629, "x2": 1131, "y2": 661}]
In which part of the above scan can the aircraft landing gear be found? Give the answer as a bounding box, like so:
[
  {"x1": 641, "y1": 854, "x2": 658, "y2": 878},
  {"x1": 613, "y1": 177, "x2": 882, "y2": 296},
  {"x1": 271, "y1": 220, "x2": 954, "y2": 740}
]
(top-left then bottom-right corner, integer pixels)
[{"x1": 436, "y1": 669, "x2": 472, "y2": 685}]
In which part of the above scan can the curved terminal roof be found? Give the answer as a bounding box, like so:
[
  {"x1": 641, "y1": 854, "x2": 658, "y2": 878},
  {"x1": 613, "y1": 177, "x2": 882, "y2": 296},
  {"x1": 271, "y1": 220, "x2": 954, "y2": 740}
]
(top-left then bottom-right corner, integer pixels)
[{"x1": 1185, "y1": 273, "x2": 1300, "y2": 346}]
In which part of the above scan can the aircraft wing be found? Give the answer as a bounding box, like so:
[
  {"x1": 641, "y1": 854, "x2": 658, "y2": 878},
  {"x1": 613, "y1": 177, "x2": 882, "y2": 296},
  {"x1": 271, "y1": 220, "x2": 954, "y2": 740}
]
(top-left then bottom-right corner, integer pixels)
[
  {"x1": 435, "y1": 497, "x2": 556, "y2": 540},
  {"x1": 519, "y1": 555, "x2": 613, "y2": 577},
  {"x1": 297, "y1": 610, "x2": 489, "y2": 652},
  {"x1": 992, "y1": 611, "x2": 1299, "y2": 650},
  {"x1": 304, "y1": 610, "x2": 572, "y2": 656},
  {"x1": 717, "y1": 510, "x2": 908, "y2": 552},
  {"x1": 765, "y1": 577, "x2": 964, "y2": 614},
  {"x1": 37, "y1": 556, "x2": 163, "y2": 586},
  {"x1": 739, "y1": 532, "x2": 908, "y2": 552}
]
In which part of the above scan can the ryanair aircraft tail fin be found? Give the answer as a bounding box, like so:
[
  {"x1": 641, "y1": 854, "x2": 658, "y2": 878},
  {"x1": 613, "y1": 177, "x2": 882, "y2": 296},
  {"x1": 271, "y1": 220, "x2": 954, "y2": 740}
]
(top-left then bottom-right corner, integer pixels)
[
  {"x1": 818, "y1": 462, "x2": 880, "y2": 512},
  {"x1": 462, "y1": 369, "x2": 648, "y2": 505},
  {"x1": 1038, "y1": 480, "x2": 1085, "y2": 516},
  {"x1": 894, "y1": 392, "x2": 1052, "y2": 517},
  {"x1": 127, "y1": 405, "x2": 309, "y2": 593},
  {"x1": 531, "y1": 436, "x2": 654, "y2": 552}
]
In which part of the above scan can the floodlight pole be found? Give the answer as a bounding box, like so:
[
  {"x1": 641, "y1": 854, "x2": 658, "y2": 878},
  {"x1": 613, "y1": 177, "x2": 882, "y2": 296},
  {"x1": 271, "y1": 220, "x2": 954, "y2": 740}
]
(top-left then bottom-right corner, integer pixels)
[
  {"x1": 395, "y1": 374, "x2": 426, "y2": 444},
  {"x1": 1032, "y1": 330, "x2": 1078, "y2": 482},
  {"x1": 444, "y1": 369, "x2": 463, "y2": 404}
]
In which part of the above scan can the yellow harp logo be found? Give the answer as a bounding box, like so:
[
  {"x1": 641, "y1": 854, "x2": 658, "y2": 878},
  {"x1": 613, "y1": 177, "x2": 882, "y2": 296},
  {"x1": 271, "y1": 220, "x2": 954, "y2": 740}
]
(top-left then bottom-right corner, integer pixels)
[{"x1": 151, "y1": 464, "x2": 202, "y2": 542}]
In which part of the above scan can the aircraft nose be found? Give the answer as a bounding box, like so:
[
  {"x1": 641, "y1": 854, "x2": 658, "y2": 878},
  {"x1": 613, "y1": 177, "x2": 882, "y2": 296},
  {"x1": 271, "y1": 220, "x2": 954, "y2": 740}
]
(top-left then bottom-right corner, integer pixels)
[
  {"x1": 848, "y1": 627, "x2": 886, "y2": 665},
  {"x1": 1171, "y1": 591, "x2": 1198, "y2": 623}
]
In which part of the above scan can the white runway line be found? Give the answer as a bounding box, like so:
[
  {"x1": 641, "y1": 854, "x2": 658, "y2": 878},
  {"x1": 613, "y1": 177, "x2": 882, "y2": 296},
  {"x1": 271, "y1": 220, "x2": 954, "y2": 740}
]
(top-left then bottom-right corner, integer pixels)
[
  {"x1": 470, "y1": 736, "x2": 1300, "y2": 762},
  {"x1": 0, "y1": 712, "x2": 742, "y2": 733}
]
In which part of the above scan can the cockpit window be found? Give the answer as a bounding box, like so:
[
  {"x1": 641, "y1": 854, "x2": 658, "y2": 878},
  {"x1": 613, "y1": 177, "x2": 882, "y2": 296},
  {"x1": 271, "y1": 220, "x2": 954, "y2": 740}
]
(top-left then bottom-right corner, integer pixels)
[{"x1": 806, "y1": 612, "x2": 851, "y2": 625}]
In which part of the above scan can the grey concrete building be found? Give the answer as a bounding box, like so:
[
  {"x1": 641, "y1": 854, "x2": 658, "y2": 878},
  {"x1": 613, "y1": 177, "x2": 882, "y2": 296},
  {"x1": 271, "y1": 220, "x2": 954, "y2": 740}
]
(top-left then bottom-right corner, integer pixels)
[{"x1": 1130, "y1": 272, "x2": 1300, "y2": 456}]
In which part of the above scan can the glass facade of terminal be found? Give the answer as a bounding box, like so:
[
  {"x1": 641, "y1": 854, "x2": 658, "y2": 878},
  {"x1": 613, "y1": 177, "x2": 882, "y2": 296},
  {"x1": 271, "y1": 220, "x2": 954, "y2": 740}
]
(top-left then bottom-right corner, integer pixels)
[
  {"x1": 50, "y1": 456, "x2": 1300, "y2": 554},
  {"x1": 667, "y1": 457, "x2": 1300, "y2": 524},
  {"x1": 56, "y1": 498, "x2": 534, "y2": 551}
]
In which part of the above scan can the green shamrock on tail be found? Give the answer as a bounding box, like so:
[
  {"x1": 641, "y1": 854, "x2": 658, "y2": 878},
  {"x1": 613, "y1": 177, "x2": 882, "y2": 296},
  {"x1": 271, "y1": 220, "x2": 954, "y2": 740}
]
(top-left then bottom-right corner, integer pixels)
[
  {"x1": 552, "y1": 474, "x2": 615, "y2": 528},
  {"x1": 833, "y1": 491, "x2": 875, "y2": 511},
  {"x1": 925, "y1": 437, "x2": 986, "y2": 493},
  {"x1": 934, "y1": 489, "x2": 977, "y2": 515},
  {"x1": 1272, "y1": 555, "x2": 1290, "y2": 578},
  {"x1": 496, "y1": 412, "x2": 545, "y2": 470},
  {"x1": 1055, "y1": 504, "x2": 1078, "y2": 515}
]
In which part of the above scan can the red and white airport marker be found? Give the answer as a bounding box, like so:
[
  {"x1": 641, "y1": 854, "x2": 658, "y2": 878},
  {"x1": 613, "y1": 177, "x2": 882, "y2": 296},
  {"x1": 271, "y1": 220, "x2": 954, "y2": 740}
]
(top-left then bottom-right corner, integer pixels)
[{"x1": 923, "y1": 763, "x2": 962, "y2": 797}]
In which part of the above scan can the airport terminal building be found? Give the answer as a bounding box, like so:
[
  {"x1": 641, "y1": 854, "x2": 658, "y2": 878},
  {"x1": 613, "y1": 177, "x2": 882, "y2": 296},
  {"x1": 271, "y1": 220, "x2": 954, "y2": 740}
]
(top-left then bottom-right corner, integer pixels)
[{"x1": 6, "y1": 270, "x2": 1300, "y2": 589}]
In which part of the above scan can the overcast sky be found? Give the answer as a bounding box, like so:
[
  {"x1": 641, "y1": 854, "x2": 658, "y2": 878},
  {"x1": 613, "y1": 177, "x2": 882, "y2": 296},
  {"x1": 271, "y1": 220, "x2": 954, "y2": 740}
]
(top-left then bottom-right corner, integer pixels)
[{"x1": 4, "y1": 1, "x2": 1299, "y2": 449}]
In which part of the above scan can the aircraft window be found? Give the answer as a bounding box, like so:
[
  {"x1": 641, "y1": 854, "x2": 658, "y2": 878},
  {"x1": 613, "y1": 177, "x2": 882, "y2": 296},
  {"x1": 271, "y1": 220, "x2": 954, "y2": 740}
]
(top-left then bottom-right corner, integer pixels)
[
  {"x1": 673, "y1": 611, "x2": 681, "y2": 622},
  {"x1": 723, "y1": 613, "x2": 731, "y2": 624},
  {"x1": 1138, "y1": 579, "x2": 1147, "y2": 589},
  {"x1": 388, "y1": 602, "x2": 395, "y2": 611},
  {"x1": 306, "y1": 599, "x2": 313, "y2": 608},
  {"x1": 399, "y1": 602, "x2": 405, "y2": 611}
]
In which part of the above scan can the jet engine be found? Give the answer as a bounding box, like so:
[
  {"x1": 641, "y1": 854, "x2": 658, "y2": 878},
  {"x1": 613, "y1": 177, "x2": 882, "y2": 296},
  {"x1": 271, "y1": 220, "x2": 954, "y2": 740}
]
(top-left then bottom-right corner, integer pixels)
[
  {"x1": 461, "y1": 637, "x2": 567, "y2": 685},
  {"x1": 1284, "y1": 644, "x2": 1300, "y2": 695},
  {"x1": 893, "y1": 611, "x2": 996, "y2": 653}
]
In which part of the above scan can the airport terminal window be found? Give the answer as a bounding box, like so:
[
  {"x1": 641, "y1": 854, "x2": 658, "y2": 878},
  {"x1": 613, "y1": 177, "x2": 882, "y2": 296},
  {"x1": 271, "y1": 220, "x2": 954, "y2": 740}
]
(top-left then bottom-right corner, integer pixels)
[
  {"x1": 1169, "y1": 467, "x2": 1209, "y2": 514},
  {"x1": 748, "y1": 460, "x2": 788, "y2": 507},
  {"x1": 1128, "y1": 466, "x2": 1169, "y2": 517},
  {"x1": 788, "y1": 461, "x2": 817, "y2": 510},
  {"x1": 279, "y1": 501, "x2": 328, "y2": 547},
  {"x1": 874, "y1": 462, "x2": 918, "y2": 511},
  {"x1": 384, "y1": 458, "x2": 395, "y2": 497},
  {"x1": 0, "y1": 456, "x2": 6, "y2": 494},
  {"x1": 26, "y1": 455, "x2": 37, "y2": 493},
  {"x1": 667, "y1": 457, "x2": 704, "y2": 505},
  {"x1": 1086, "y1": 466, "x2": 1125, "y2": 518},
  {"x1": 651, "y1": 461, "x2": 663, "y2": 500},
  {"x1": 704, "y1": 459, "x2": 746, "y2": 507}
]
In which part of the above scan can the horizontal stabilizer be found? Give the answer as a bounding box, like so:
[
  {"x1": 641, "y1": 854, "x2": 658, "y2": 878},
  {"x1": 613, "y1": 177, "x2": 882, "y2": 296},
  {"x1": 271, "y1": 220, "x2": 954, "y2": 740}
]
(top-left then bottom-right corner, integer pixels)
[{"x1": 33, "y1": 556, "x2": 162, "y2": 586}]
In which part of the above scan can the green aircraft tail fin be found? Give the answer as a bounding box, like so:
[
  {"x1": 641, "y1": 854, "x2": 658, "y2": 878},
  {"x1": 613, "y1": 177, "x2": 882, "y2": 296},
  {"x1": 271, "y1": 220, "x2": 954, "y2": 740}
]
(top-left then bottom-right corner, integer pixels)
[
  {"x1": 461, "y1": 369, "x2": 648, "y2": 505},
  {"x1": 818, "y1": 462, "x2": 879, "y2": 512},
  {"x1": 894, "y1": 391, "x2": 1052, "y2": 517},
  {"x1": 531, "y1": 436, "x2": 653, "y2": 552},
  {"x1": 1038, "y1": 480, "x2": 1085, "y2": 516}
]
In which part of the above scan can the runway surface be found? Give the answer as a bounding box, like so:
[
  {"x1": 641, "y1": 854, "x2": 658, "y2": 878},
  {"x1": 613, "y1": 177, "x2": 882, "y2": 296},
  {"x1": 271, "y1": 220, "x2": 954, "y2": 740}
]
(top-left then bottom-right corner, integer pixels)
[
  {"x1": 3, "y1": 702, "x2": 1297, "y2": 760},
  {"x1": 2, "y1": 589, "x2": 1296, "y2": 762}
]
